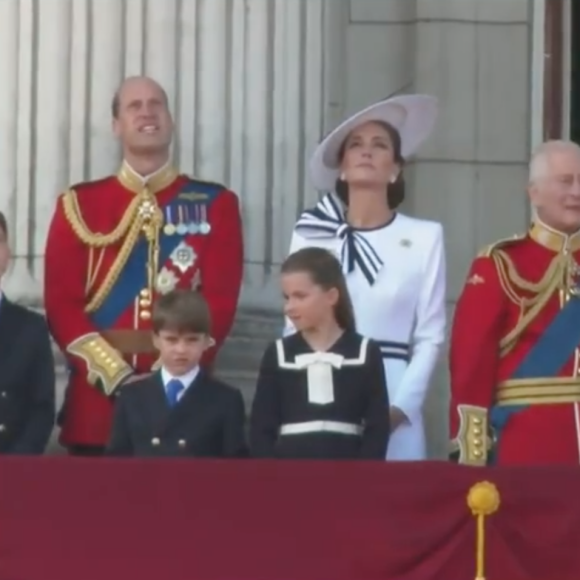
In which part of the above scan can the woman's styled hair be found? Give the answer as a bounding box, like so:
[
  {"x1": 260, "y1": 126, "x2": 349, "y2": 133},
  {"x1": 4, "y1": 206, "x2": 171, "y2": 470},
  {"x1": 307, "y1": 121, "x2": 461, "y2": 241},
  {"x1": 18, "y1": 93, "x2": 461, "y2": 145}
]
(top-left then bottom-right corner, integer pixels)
[
  {"x1": 281, "y1": 247, "x2": 356, "y2": 333},
  {"x1": 335, "y1": 120, "x2": 406, "y2": 209}
]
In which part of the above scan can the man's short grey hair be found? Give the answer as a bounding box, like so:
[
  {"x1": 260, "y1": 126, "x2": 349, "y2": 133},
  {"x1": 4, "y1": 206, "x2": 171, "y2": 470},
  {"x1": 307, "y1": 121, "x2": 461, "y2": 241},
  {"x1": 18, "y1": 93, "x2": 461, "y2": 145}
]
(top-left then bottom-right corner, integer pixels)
[{"x1": 529, "y1": 140, "x2": 580, "y2": 182}]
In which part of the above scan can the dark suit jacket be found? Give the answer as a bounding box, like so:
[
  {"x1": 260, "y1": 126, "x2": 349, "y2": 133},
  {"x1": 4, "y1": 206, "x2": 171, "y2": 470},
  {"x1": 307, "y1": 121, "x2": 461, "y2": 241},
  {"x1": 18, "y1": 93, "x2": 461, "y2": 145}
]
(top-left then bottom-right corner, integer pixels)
[
  {"x1": 0, "y1": 298, "x2": 56, "y2": 454},
  {"x1": 106, "y1": 370, "x2": 247, "y2": 458}
]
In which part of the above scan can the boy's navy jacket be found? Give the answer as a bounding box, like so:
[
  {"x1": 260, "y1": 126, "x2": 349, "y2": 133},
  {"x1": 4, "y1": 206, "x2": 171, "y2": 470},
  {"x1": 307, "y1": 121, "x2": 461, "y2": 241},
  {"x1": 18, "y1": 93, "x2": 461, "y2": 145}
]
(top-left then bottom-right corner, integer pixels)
[{"x1": 106, "y1": 369, "x2": 247, "y2": 458}]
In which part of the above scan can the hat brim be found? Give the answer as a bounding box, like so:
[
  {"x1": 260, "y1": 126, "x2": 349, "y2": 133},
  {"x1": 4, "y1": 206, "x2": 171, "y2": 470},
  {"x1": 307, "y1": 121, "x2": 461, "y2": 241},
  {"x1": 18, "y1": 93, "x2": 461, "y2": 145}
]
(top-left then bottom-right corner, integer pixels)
[{"x1": 309, "y1": 94, "x2": 438, "y2": 192}]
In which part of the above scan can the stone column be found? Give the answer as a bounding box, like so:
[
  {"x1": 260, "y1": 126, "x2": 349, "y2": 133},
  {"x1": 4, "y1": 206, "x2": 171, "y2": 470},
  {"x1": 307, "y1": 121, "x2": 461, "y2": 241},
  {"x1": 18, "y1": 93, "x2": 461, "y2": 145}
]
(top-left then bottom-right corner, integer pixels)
[
  {"x1": 1, "y1": 0, "x2": 76, "y2": 304},
  {"x1": 412, "y1": 0, "x2": 533, "y2": 457},
  {"x1": 344, "y1": 0, "x2": 416, "y2": 116},
  {"x1": 236, "y1": 1, "x2": 328, "y2": 309}
]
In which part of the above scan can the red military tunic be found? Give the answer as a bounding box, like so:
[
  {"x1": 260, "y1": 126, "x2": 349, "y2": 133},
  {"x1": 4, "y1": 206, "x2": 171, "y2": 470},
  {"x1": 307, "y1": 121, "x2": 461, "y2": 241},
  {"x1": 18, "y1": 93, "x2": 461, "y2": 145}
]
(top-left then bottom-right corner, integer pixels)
[
  {"x1": 44, "y1": 162, "x2": 244, "y2": 447},
  {"x1": 449, "y1": 221, "x2": 580, "y2": 465}
]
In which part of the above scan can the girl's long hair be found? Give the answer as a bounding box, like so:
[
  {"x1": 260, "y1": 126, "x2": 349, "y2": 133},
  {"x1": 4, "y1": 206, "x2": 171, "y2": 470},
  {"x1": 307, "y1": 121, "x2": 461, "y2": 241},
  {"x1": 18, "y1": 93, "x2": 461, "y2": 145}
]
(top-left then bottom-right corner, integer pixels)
[{"x1": 281, "y1": 247, "x2": 356, "y2": 333}]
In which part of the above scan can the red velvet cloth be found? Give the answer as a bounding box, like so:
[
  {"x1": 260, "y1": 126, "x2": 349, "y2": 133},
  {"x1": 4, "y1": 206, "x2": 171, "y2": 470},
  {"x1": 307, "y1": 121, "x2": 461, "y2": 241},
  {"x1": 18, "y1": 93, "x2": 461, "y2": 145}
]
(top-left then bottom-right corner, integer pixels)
[{"x1": 0, "y1": 458, "x2": 579, "y2": 580}]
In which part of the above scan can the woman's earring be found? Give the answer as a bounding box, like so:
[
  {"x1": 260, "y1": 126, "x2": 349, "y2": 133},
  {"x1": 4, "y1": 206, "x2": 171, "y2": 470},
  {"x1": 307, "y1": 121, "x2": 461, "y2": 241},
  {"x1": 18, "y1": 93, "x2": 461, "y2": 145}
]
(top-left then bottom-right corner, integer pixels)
[
  {"x1": 340, "y1": 172, "x2": 346, "y2": 181},
  {"x1": 390, "y1": 175, "x2": 397, "y2": 184}
]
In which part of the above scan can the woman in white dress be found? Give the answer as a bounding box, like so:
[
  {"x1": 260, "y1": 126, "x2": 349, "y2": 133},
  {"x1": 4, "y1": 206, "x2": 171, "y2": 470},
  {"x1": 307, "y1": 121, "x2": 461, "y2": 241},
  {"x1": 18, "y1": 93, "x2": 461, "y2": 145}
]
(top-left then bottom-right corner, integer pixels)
[{"x1": 285, "y1": 95, "x2": 446, "y2": 460}]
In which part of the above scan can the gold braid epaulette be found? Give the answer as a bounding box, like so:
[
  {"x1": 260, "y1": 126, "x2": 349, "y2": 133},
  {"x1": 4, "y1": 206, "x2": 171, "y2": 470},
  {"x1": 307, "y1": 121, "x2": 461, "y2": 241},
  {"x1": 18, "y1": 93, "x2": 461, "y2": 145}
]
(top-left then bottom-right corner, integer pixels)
[
  {"x1": 61, "y1": 188, "x2": 141, "y2": 247},
  {"x1": 476, "y1": 233, "x2": 527, "y2": 259},
  {"x1": 483, "y1": 238, "x2": 567, "y2": 356},
  {"x1": 61, "y1": 188, "x2": 147, "y2": 313}
]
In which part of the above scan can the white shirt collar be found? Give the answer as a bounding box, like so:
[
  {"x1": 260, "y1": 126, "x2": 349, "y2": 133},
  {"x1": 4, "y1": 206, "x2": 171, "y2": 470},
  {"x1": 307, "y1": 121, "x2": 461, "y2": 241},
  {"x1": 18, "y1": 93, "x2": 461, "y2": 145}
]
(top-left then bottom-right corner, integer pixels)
[
  {"x1": 123, "y1": 160, "x2": 171, "y2": 184},
  {"x1": 160, "y1": 366, "x2": 200, "y2": 400}
]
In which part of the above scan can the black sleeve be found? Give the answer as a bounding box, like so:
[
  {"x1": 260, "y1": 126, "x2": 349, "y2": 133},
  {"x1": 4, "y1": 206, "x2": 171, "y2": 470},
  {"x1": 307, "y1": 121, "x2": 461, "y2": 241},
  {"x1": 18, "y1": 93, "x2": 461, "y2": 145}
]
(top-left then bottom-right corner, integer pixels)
[
  {"x1": 249, "y1": 342, "x2": 281, "y2": 458},
  {"x1": 9, "y1": 316, "x2": 56, "y2": 455},
  {"x1": 105, "y1": 392, "x2": 133, "y2": 456},
  {"x1": 360, "y1": 340, "x2": 390, "y2": 459},
  {"x1": 222, "y1": 388, "x2": 248, "y2": 458}
]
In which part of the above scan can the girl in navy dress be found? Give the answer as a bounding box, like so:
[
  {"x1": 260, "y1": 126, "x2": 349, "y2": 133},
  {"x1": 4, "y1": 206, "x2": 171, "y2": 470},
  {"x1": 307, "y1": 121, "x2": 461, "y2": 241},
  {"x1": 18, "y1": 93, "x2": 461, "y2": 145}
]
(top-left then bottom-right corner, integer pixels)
[{"x1": 250, "y1": 247, "x2": 389, "y2": 459}]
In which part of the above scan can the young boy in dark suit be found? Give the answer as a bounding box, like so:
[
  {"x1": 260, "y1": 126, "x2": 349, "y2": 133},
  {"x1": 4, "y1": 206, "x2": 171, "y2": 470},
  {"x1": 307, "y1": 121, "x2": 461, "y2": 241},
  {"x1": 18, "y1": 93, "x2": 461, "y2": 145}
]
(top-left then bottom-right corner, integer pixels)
[
  {"x1": 0, "y1": 211, "x2": 56, "y2": 454},
  {"x1": 106, "y1": 289, "x2": 247, "y2": 458}
]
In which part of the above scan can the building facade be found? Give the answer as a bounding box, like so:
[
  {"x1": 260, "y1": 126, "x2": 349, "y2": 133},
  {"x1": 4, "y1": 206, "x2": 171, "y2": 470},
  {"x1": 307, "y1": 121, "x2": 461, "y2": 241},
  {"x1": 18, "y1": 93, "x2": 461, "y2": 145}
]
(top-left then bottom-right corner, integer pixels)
[{"x1": 0, "y1": 0, "x2": 540, "y2": 456}]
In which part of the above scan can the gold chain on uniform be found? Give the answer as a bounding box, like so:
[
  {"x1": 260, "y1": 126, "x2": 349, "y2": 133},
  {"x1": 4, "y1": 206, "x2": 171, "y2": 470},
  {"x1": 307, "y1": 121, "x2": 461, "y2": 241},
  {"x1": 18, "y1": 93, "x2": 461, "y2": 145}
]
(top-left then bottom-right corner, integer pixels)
[{"x1": 62, "y1": 187, "x2": 163, "y2": 313}]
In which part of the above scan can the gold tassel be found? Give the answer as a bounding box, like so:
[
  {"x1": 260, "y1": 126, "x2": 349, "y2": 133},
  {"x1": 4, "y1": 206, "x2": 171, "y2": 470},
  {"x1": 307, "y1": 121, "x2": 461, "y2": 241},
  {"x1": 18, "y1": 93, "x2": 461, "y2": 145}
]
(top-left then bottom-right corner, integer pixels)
[{"x1": 467, "y1": 481, "x2": 500, "y2": 580}]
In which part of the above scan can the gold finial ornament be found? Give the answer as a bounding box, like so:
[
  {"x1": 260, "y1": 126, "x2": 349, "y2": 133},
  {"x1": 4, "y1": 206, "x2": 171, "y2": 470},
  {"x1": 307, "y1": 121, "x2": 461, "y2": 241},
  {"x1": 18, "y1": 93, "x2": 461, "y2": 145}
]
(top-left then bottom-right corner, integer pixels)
[{"x1": 467, "y1": 481, "x2": 500, "y2": 580}]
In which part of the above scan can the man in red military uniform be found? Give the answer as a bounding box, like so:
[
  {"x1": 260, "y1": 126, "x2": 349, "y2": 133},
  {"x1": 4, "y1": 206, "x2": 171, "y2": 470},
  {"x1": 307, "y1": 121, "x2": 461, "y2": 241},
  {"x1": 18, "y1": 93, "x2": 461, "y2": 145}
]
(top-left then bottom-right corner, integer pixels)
[
  {"x1": 44, "y1": 76, "x2": 244, "y2": 456},
  {"x1": 449, "y1": 140, "x2": 580, "y2": 466}
]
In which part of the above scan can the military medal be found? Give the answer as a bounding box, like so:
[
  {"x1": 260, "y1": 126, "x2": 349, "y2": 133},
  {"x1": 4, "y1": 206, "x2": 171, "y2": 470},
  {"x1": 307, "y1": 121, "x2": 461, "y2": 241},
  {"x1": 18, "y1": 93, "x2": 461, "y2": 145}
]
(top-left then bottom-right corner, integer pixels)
[
  {"x1": 156, "y1": 267, "x2": 179, "y2": 294},
  {"x1": 176, "y1": 205, "x2": 188, "y2": 235},
  {"x1": 138, "y1": 199, "x2": 156, "y2": 218},
  {"x1": 163, "y1": 207, "x2": 176, "y2": 235},
  {"x1": 170, "y1": 241, "x2": 197, "y2": 273},
  {"x1": 199, "y1": 205, "x2": 211, "y2": 235},
  {"x1": 183, "y1": 205, "x2": 197, "y2": 234},
  {"x1": 190, "y1": 204, "x2": 201, "y2": 234}
]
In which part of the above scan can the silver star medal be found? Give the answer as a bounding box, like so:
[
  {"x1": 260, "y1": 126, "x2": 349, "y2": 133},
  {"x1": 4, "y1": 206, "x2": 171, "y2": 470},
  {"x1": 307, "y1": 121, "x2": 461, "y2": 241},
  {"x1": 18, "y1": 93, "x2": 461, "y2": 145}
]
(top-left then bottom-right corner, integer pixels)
[
  {"x1": 138, "y1": 199, "x2": 156, "y2": 218},
  {"x1": 170, "y1": 241, "x2": 197, "y2": 274},
  {"x1": 156, "y1": 267, "x2": 178, "y2": 294}
]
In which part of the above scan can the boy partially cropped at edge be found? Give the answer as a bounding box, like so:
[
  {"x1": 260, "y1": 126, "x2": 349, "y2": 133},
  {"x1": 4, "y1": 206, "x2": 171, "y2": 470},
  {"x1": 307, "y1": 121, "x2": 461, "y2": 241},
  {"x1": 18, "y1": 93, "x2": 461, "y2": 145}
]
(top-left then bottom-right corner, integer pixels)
[
  {"x1": 106, "y1": 289, "x2": 247, "y2": 458},
  {"x1": 0, "y1": 211, "x2": 55, "y2": 454}
]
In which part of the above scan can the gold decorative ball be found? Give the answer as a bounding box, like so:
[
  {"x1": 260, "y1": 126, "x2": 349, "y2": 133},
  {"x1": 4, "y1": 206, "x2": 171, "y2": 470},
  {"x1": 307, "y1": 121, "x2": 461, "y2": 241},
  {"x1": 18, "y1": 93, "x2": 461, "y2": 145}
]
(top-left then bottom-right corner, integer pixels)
[{"x1": 467, "y1": 481, "x2": 500, "y2": 516}]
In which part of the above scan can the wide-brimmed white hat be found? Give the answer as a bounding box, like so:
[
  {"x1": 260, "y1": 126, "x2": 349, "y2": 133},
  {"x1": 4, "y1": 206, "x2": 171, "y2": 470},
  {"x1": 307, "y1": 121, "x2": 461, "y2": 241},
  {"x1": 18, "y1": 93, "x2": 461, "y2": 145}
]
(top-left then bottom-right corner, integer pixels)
[{"x1": 309, "y1": 94, "x2": 438, "y2": 192}]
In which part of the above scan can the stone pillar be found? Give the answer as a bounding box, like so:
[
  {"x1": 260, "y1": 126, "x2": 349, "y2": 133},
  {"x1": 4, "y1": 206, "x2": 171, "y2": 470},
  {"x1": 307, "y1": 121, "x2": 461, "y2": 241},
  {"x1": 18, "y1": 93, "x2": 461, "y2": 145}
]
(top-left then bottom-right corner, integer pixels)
[
  {"x1": 342, "y1": 0, "x2": 416, "y2": 117},
  {"x1": 0, "y1": 0, "x2": 74, "y2": 303},
  {"x1": 412, "y1": 0, "x2": 533, "y2": 457},
  {"x1": 236, "y1": 1, "x2": 328, "y2": 309}
]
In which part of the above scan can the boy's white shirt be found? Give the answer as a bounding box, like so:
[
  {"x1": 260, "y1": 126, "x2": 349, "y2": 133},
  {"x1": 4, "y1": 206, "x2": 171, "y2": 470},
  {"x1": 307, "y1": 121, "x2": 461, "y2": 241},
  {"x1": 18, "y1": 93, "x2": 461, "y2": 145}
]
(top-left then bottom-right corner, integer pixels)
[{"x1": 160, "y1": 365, "x2": 200, "y2": 401}]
